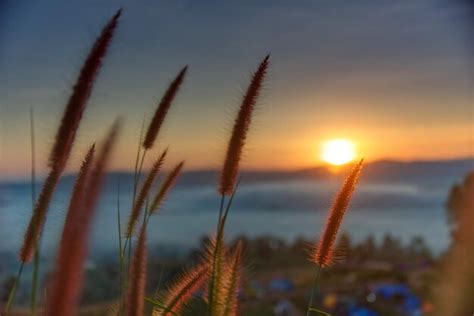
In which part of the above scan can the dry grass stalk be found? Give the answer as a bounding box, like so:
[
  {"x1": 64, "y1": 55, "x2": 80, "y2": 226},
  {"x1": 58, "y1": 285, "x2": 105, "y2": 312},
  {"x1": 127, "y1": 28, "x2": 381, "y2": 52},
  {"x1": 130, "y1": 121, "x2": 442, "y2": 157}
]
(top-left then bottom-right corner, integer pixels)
[
  {"x1": 18, "y1": 9, "x2": 122, "y2": 263},
  {"x1": 125, "y1": 224, "x2": 148, "y2": 316},
  {"x1": 45, "y1": 120, "x2": 120, "y2": 315},
  {"x1": 49, "y1": 9, "x2": 121, "y2": 171},
  {"x1": 206, "y1": 235, "x2": 228, "y2": 315},
  {"x1": 19, "y1": 168, "x2": 60, "y2": 262},
  {"x1": 148, "y1": 161, "x2": 185, "y2": 215},
  {"x1": 86, "y1": 119, "x2": 122, "y2": 210},
  {"x1": 143, "y1": 66, "x2": 188, "y2": 150},
  {"x1": 155, "y1": 263, "x2": 209, "y2": 316},
  {"x1": 310, "y1": 159, "x2": 363, "y2": 267},
  {"x1": 44, "y1": 145, "x2": 95, "y2": 316},
  {"x1": 126, "y1": 148, "x2": 168, "y2": 237},
  {"x1": 219, "y1": 55, "x2": 269, "y2": 196},
  {"x1": 221, "y1": 241, "x2": 243, "y2": 316}
]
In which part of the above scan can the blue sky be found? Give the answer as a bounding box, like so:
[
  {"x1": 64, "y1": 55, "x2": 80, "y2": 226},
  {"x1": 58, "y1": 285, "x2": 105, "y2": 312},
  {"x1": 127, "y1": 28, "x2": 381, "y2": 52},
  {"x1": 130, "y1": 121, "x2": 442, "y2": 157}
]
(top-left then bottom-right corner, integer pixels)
[{"x1": 0, "y1": 0, "x2": 472, "y2": 178}]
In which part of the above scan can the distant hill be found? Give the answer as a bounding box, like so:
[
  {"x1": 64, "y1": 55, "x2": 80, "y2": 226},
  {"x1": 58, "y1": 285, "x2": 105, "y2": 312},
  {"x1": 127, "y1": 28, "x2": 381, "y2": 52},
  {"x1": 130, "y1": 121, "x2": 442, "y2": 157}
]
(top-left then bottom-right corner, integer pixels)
[
  {"x1": 155, "y1": 157, "x2": 473, "y2": 188},
  {"x1": 1, "y1": 158, "x2": 472, "y2": 189}
]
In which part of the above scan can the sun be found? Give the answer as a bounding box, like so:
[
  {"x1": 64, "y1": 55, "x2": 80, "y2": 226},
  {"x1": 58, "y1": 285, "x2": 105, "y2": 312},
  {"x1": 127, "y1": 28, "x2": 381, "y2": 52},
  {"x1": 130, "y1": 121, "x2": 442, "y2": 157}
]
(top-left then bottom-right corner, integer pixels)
[{"x1": 321, "y1": 139, "x2": 356, "y2": 166}]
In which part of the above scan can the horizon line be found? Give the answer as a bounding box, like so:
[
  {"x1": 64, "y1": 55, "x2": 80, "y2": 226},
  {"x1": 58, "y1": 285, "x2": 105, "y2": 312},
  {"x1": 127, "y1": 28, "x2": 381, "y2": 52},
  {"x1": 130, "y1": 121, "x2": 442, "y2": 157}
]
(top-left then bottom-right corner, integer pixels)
[{"x1": 1, "y1": 155, "x2": 472, "y2": 183}]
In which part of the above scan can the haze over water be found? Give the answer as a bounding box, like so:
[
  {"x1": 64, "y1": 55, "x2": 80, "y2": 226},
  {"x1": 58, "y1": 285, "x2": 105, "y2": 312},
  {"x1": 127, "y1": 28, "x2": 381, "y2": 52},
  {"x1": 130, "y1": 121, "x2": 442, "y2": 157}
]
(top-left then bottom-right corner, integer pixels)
[{"x1": 2, "y1": 158, "x2": 471, "y2": 261}]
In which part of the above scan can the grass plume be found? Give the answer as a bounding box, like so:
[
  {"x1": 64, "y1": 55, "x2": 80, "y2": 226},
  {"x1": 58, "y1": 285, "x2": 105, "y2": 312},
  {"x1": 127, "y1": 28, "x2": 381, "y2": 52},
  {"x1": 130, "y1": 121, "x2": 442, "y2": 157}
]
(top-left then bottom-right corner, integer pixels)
[
  {"x1": 221, "y1": 241, "x2": 243, "y2": 316},
  {"x1": 19, "y1": 169, "x2": 60, "y2": 263},
  {"x1": 45, "y1": 119, "x2": 121, "y2": 316},
  {"x1": 18, "y1": 9, "x2": 121, "y2": 264},
  {"x1": 155, "y1": 263, "x2": 209, "y2": 316},
  {"x1": 126, "y1": 148, "x2": 168, "y2": 237},
  {"x1": 206, "y1": 235, "x2": 228, "y2": 315},
  {"x1": 218, "y1": 55, "x2": 269, "y2": 196},
  {"x1": 44, "y1": 145, "x2": 96, "y2": 316},
  {"x1": 148, "y1": 161, "x2": 185, "y2": 216},
  {"x1": 49, "y1": 9, "x2": 121, "y2": 171},
  {"x1": 125, "y1": 225, "x2": 148, "y2": 316},
  {"x1": 143, "y1": 66, "x2": 188, "y2": 150},
  {"x1": 310, "y1": 159, "x2": 364, "y2": 267}
]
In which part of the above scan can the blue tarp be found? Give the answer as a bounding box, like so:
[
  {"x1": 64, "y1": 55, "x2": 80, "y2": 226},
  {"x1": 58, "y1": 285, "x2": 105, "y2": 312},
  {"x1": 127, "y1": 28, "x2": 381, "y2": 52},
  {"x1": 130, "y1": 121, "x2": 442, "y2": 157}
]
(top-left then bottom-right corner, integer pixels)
[
  {"x1": 348, "y1": 307, "x2": 379, "y2": 316},
  {"x1": 269, "y1": 278, "x2": 295, "y2": 292},
  {"x1": 372, "y1": 283, "x2": 421, "y2": 314}
]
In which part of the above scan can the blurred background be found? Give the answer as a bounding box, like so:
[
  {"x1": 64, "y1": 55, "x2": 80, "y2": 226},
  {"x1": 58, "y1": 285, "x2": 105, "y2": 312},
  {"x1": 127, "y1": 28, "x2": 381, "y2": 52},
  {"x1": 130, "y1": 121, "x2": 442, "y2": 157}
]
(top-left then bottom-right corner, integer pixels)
[{"x1": 1, "y1": 0, "x2": 473, "y2": 315}]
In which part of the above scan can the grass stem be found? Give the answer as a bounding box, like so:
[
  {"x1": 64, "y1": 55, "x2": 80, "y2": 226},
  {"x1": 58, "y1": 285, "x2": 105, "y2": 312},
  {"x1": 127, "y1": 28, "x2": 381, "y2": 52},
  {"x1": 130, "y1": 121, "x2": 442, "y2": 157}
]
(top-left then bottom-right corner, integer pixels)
[
  {"x1": 209, "y1": 178, "x2": 241, "y2": 315},
  {"x1": 5, "y1": 261, "x2": 24, "y2": 312},
  {"x1": 127, "y1": 119, "x2": 147, "y2": 283},
  {"x1": 306, "y1": 265, "x2": 322, "y2": 316},
  {"x1": 117, "y1": 179, "x2": 123, "y2": 316},
  {"x1": 129, "y1": 149, "x2": 147, "y2": 266}
]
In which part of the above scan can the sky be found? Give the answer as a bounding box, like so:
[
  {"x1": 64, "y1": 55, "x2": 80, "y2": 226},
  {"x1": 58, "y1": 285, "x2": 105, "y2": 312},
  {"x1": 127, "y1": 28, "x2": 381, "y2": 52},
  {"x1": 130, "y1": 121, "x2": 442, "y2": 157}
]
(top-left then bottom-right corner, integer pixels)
[{"x1": 0, "y1": 0, "x2": 473, "y2": 178}]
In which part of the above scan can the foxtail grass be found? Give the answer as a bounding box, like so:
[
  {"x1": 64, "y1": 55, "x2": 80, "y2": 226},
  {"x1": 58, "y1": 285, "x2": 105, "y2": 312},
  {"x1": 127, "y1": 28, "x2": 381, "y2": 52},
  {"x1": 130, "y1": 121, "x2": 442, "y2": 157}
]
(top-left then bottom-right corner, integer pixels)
[
  {"x1": 147, "y1": 161, "x2": 185, "y2": 217},
  {"x1": 126, "y1": 148, "x2": 168, "y2": 237},
  {"x1": 17, "y1": 8, "x2": 122, "y2": 265},
  {"x1": 207, "y1": 56, "x2": 269, "y2": 315},
  {"x1": 125, "y1": 224, "x2": 148, "y2": 316},
  {"x1": 133, "y1": 66, "x2": 187, "y2": 201},
  {"x1": 306, "y1": 159, "x2": 364, "y2": 316},
  {"x1": 44, "y1": 144, "x2": 96, "y2": 316},
  {"x1": 45, "y1": 119, "x2": 121, "y2": 316},
  {"x1": 49, "y1": 9, "x2": 121, "y2": 172},
  {"x1": 29, "y1": 108, "x2": 40, "y2": 316},
  {"x1": 206, "y1": 236, "x2": 228, "y2": 315},
  {"x1": 19, "y1": 169, "x2": 61, "y2": 264},
  {"x1": 128, "y1": 66, "x2": 187, "y2": 269},
  {"x1": 154, "y1": 263, "x2": 209, "y2": 316},
  {"x1": 143, "y1": 66, "x2": 188, "y2": 150},
  {"x1": 218, "y1": 55, "x2": 269, "y2": 197},
  {"x1": 221, "y1": 241, "x2": 243, "y2": 316},
  {"x1": 310, "y1": 159, "x2": 364, "y2": 267},
  {"x1": 208, "y1": 179, "x2": 240, "y2": 316}
]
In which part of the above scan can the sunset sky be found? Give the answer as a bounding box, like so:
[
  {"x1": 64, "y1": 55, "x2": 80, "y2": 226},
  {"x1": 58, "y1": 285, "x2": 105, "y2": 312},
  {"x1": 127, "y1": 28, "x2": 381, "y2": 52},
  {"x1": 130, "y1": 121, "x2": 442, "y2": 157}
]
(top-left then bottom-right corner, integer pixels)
[{"x1": 0, "y1": 0, "x2": 473, "y2": 178}]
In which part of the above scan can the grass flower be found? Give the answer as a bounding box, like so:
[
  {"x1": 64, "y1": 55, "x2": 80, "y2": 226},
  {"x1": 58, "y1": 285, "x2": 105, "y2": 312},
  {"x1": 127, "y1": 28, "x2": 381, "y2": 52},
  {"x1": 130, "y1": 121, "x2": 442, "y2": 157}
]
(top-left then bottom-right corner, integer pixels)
[
  {"x1": 221, "y1": 241, "x2": 243, "y2": 316},
  {"x1": 18, "y1": 9, "x2": 121, "y2": 264},
  {"x1": 45, "y1": 119, "x2": 121, "y2": 316},
  {"x1": 44, "y1": 145, "x2": 95, "y2": 316},
  {"x1": 207, "y1": 235, "x2": 228, "y2": 315},
  {"x1": 310, "y1": 159, "x2": 364, "y2": 267},
  {"x1": 305, "y1": 159, "x2": 363, "y2": 316},
  {"x1": 155, "y1": 263, "x2": 208, "y2": 316},
  {"x1": 126, "y1": 148, "x2": 168, "y2": 237},
  {"x1": 143, "y1": 66, "x2": 188, "y2": 150},
  {"x1": 148, "y1": 161, "x2": 185, "y2": 216},
  {"x1": 49, "y1": 9, "x2": 121, "y2": 171},
  {"x1": 219, "y1": 55, "x2": 269, "y2": 196},
  {"x1": 125, "y1": 225, "x2": 148, "y2": 316}
]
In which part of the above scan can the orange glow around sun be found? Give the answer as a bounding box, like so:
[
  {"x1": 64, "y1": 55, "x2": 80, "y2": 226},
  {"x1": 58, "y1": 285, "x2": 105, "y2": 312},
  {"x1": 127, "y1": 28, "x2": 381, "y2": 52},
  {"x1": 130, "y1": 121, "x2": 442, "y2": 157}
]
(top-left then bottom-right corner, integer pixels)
[{"x1": 321, "y1": 139, "x2": 356, "y2": 166}]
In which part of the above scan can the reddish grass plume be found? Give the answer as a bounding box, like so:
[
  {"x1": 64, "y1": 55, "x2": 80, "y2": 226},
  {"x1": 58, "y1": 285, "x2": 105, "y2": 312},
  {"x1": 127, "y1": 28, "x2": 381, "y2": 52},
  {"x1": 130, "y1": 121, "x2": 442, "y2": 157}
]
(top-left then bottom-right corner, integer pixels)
[
  {"x1": 143, "y1": 66, "x2": 188, "y2": 150},
  {"x1": 156, "y1": 263, "x2": 209, "y2": 316},
  {"x1": 310, "y1": 159, "x2": 364, "y2": 267},
  {"x1": 44, "y1": 145, "x2": 95, "y2": 316},
  {"x1": 18, "y1": 9, "x2": 121, "y2": 263},
  {"x1": 219, "y1": 55, "x2": 269, "y2": 196},
  {"x1": 125, "y1": 225, "x2": 148, "y2": 316},
  {"x1": 126, "y1": 148, "x2": 168, "y2": 236},
  {"x1": 149, "y1": 161, "x2": 185, "y2": 215}
]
